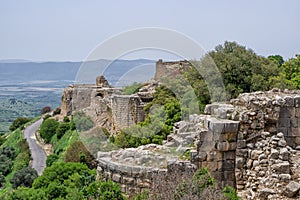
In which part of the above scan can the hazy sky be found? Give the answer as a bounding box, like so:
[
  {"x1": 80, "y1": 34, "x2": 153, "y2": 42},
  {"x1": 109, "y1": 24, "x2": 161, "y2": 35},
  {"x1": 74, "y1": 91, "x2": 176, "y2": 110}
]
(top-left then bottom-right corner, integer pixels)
[{"x1": 0, "y1": 0, "x2": 299, "y2": 61}]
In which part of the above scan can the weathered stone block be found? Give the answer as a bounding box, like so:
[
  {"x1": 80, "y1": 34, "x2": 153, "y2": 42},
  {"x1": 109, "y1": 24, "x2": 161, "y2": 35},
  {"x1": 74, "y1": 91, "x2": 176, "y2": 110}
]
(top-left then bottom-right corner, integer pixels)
[
  {"x1": 294, "y1": 96, "x2": 300, "y2": 107},
  {"x1": 222, "y1": 159, "x2": 235, "y2": 170},
  {"x1": 259, "y1": 188, "x2": 276, "y2": 199},
  {"x1": 290, "y1": 117, "x2": 298, "y2": 128},
  {"x1": 236, "y1": 149, "x2": 248, "y2": 157},
  {"x1": 208, "y1": 118, "x2": 229, "y2": 134},
  {"x1": 284, "y1": 181, "x2": 300, "y2": 197},
  {"x1": 284, "y1": 96, "x2": 294, "y2": 107},
  {"x1": 123, "y1": 176, "x2": 135, "y2": 185},
  {"x1": 237, "y1": 139, "x2": 246, "y2": 148},
  {"x1": 295, "y1": 108, "x2": 300, "y2": 117},
  {"x1": 112, "y1": 173, "x2": 121, "y2": 182},
  {"x1": 278, "y1": 118, "x2": 291, "y2": 127},
  {"x1": 277, "y1": 127, "x2": 288, "y2": 136},
  {"x1": 223, "y1": 151, "x2": 235, "y2": 160},
  {"x1": 207, "y1": 151, "x2": 222, "y2": 161},
  {"x1": 223, "y1": 170, "x2": 235, "y2": 181},
  {"x1": 236, "y1": 157, "x2": 244, "y2": 169},
  {"x1": 279, "y1": 108, "x2": 291, "y2": 118},
  {"x1": 271, "y1": 161, "x2": 290, "y2": 174},
  {"x1": 290, "y1": 127, "x2": 300, "y2": 137},
  {"x1": 224, "y1": 121, "x2": 239, "y2": 133}
]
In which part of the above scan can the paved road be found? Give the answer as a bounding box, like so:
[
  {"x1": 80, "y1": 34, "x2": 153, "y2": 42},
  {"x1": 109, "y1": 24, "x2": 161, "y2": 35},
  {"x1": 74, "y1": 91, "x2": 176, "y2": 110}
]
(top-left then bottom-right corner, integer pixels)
[{"x1": 23, "y1": 118, "x2": 46, "y2": 175}]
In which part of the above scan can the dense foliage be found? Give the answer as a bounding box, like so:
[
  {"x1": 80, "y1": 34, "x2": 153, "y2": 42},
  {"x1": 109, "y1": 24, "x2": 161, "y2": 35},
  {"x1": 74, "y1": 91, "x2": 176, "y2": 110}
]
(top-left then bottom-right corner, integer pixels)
[
  {"x1": 39, "y1": 118, "x2": 59, "y2": 143},
  {"x1": 10, "y1": 167, "x2": 38, "y2": 189},
  {"x1": 9, "y1": 117, "x2": 30, "y2": 132},
  {"x1": 2, "y1": 162, "x2": 126, "y2": 200}
]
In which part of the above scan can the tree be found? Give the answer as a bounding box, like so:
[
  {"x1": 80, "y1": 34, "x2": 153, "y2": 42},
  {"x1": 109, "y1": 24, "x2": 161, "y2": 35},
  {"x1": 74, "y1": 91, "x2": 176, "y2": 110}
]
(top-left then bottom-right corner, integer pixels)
[
  {"x1": 10, "y1": 167, "x2": 38, "y2": 189},
  {"x1": 209, "y1": 41, "x2": 281, "y2": 99},
  {"x1": 56, "y1": 122, "x2": 70, "y2": 139},
  {"x1": 39, "y1": 119, "x2": 59, "y2": 143},
  {"x1": 268, "y1": 55, "x2": 284, "y2": 67},
  {"x1": 64, "y1": 141, "x2": 96, "y2": 169},
  {"x1": 32, "y1": 162, "x2": 96, "y2": 199},
  {"x1": 282, "y1": 54, "x2": 300, "y2": 89},
  {"x1": 9, "y1": 117, "x2": 30, "y2": 132},
  {"x1": 85, "y1": 180, "x2": 126, "y2": 200},
  {"x1": 41, "y1": 106, "x2": 51, "y2": 114}
]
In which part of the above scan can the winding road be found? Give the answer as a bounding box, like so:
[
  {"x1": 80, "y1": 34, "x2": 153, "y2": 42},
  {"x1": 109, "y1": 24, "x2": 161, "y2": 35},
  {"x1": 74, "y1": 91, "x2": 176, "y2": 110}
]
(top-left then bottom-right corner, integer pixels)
[{"x1": 23, "y1": 118, "x2": 47, "y2": 175}]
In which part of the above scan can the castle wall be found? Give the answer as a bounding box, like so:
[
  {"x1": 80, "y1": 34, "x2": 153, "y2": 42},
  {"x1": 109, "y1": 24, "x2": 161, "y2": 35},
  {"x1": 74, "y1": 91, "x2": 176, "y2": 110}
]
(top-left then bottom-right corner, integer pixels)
[
  {"x1": 111, "y1": 95, "x2": 145, "y2": 130},
  {"x1": 154, "y1": 59, "x2": 191, "y2": 81}
]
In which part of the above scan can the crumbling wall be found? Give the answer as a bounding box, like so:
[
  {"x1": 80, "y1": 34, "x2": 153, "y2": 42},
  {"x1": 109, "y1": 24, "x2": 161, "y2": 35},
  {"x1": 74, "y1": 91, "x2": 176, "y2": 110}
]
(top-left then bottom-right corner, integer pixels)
[
  {"x1": 111, "y1": 95, "x2": 145, "y2": 130},
  {"x1": 154, "y1": 59, "x2": 191, "y2": 81}
]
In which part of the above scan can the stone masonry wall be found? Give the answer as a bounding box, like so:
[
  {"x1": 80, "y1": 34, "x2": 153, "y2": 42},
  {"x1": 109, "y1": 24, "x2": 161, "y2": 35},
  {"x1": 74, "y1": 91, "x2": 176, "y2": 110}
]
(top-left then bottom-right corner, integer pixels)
[
  {"x1": 111, "y1": 95, "x2": 145, "y2": 130},
  {"x1": 154, "y1": 59, "x2": 191, "y2": 81},
  {"x1": 97, "y1": 145, "x2": 196, "y2": 194}
]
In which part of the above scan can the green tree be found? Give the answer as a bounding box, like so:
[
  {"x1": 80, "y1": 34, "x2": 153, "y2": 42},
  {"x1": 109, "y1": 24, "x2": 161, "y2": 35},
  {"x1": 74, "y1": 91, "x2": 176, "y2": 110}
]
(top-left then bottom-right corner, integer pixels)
[
  {"x1": 85, "y1": 180, "x2": 126, "y2": 200},
  {"x1": 56, "y1": 122, "x2": 70, "y2": 139},
  {"x1": 39, "y1": 118, "x2": 59, "y2": 143},
  {"x1": 268, "y1": 54, "x2": 284, "y2": 67},
  {"x1": 9, "y1": 117, "x2": 30, "y2": 132},
  {"x1": 10, "y1": 167, "x2": 38, "y2": 189},
  {"x1": 282, "y1": 54, "x2": 300, "y2": 89},
  {"x1": 209, "y1": 41, "x2": 281, "y2": 99}
]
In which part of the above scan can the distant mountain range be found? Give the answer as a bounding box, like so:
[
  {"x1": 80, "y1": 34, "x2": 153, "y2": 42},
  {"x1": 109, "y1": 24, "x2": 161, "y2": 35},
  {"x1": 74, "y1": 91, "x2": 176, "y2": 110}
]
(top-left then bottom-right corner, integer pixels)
[{"x1": 0, "y1": 59, "x2": 156, "y2": 133}]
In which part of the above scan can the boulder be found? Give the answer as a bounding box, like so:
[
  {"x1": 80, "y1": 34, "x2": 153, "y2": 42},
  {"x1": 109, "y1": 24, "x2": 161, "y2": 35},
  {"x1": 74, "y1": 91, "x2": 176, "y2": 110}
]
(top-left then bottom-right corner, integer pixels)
[{"x1": 284, "y1": 181, "x2": 300, "y2": 197}]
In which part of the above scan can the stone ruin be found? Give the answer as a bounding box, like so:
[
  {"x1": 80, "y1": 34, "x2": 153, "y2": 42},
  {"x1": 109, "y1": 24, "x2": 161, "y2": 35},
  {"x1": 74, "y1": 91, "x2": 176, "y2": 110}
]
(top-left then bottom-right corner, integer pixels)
[
  {"x1": 61, "y1": 76, "x2": 157, "y2": 133},
  {"x1": 97, "y1": 89, "x2": 300, "y2": 199},
  {"x1": 59, "y1": 60, "x2": 300, "y2": 198}
]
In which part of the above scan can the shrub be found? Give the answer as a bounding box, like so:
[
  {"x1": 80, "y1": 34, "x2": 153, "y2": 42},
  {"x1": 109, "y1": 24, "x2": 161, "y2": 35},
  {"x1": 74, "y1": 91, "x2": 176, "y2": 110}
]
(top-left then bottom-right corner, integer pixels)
[
  {"x1": 85, "y1": 180, "x2": 126, "y2": 200},
  {"x1": 63, "y1": 116, "x2": 70, "y2": 123},
  {"x1": 64, "y1": 141, "x2": 96, "y2": 169},
  {"x1": 56, "y1": 122, "x2": 70, "y2": 139},
  {"x1": 73, "y1": 112, "x2": 94, "y2": 132},
  {"x1": 0, "y1": 173, "x2": 6, "y2": 188},
  {"x1": 53, "y1": 107, "x2": 61, "y2": 116},
  {"x1": 46, "y1": 154, "x2": 59, "y2": 167},
  {"x1": 39, "y1": 119, "x2": 59, "y2": 143},
  {"x1": 10, "y1": 167, "x2": 38, "y2": 189},
  {"x1": 43, "y1": 114, "x2": 51, "y2": 121},
  {"x1": 9, "y1": 117, "x2": 30, "y2": 132},
  {"x1": 223, "y1": 185, "x2": 240, "y2": 200}
]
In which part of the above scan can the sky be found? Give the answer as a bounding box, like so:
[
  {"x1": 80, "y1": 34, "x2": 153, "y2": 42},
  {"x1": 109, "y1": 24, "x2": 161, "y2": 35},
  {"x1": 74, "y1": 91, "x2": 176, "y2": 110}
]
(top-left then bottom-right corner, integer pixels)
[{"x1": 0, "y1": 0, "x2": 299, "y2": 61}]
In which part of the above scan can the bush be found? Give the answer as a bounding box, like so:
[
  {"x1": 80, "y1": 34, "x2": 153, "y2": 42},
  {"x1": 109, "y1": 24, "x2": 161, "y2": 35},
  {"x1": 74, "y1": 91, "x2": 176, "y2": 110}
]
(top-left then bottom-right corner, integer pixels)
[
  {"x1": 43, "y1": 114, "x2": 51, "y2": 121},
  {"x1": 0, "y1": 173, "x2": 6, "y2": 188},
  {"x1": 223, "y1": 185, "x2": 240, "y2": 200},
  {"x1": 41, "y1": 106, "x2": 51, "y2": 114},
  {"x1": 56, "y1": 122, "x2": 70, "y2": 139},
  {"x1": 10, "y1": 167, "x2": 38, "y2": 189},
  {"x1": 53, "y1": 107, "x2": 61, "y2": 116},
  {"x1": 63, "y1": 116, "x2": 70, "y2": 123},
  {"x1": 64, "y1": 141, "x2": 96, "y2": 169},
  {"x1": 9, "y1": 117, "x2": 30, "y2": 132},
  {"x1": 85, "y1": 180, "x2": 126, "y2": 200},
  {"x1": 46, "y1": 154, "x2": 59, "y2": 167},
  {"x1": 73, "y1": 112, "x2": 94, "y2": 132},
  {"x1": 39, "y1": 119, "x2": 59, "y2": 143}
]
